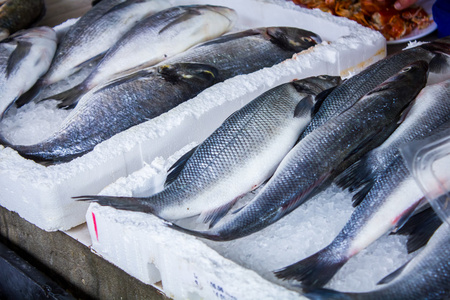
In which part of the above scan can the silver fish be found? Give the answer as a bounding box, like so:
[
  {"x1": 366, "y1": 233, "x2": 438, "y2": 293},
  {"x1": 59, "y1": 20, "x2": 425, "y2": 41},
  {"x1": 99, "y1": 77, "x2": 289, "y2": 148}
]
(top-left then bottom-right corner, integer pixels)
[
  {"x1": 75, "y1": 75, "x2": 341, "y2": 223},
  {"x1": 3, "y1": 26, "x2": 321, "y2": 162},
  {"x1": 15, "y1": 0, "x2": 171, "y2": 106},
  {"x1": 168, "y1": 61, "x2": 429, "y2": 242},
  {"x1": 304, "y1": 223, "x2": 450, "y2": 300},
  {"x1": 337, "y1": 79, "x2": 450, "y2": 206},
  {"x1": 300, "y1": 36, "x2": 450, "y2": 140},
  {"x1": 0, "y1": 26, "x2": 56, "y2": 119},
  {"x1": 45, "y1": 5, "x2": 237, "y2": 109},
  {"x1": 274, "y1": 81, "x2": 450, "y2": 287},
  {"x1": 4, "y1": 63, "x2": 217, "y2": 162},
  {"x1": 0, "y1": 0, "x2": 46, "y2": 40}
]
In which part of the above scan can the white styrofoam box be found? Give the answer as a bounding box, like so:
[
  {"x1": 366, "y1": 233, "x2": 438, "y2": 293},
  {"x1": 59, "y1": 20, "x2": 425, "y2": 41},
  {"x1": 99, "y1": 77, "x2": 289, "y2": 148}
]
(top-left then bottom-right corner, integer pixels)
[
  {"x1": 0, "y1": 0, "x2": 386, "y2": 231},
  {"x1": 85, "y1": 147, "x2": 413, "y2": 299}
]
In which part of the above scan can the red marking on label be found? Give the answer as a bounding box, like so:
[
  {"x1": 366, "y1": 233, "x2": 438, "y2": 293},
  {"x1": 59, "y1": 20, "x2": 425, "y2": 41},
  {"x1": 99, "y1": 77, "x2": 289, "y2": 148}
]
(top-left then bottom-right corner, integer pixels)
[{"x1": 92, "y1": 212, "x2": 99, "y2": 241}]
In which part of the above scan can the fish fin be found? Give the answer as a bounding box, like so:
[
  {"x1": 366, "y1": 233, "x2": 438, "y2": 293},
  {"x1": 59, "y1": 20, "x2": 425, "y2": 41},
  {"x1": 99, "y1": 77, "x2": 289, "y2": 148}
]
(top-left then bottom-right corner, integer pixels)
[
  {"x1": 96, "y1": 69, "x2": 152, "y2": 93},
  {"x1": 428, "y1": 53, "x2": 450, "y2": 74},
  {"x1": 15, "y1": 77, "x2": 44, "y2": 107},
  {"x1": 199, "y1": 29, "x2": 260, "y2": 48},
  {"x1": 351, "y1": 182, "x2": 374, "y2": 207},
  {"x1": 40, "y1": 83, "x2": 86, "y2": 109},
  {"x1": 6, "y1": 40, "x2": 32, "y2": 78},
  {"x1": 393, "y1": 205, "x2": 443, "y2": 253},
  {"x1": 159, "y1": 8, "x2": 201, "y2": 35},
  {"x1": 335, "y1": 158, "x2": 373, "y2": 192},
  {"x1": 304, "y1": 288, "x2": 355, "y2": 300},
  {"x1": 390, "y1": 198, "x2": 425, "y2": 234},
  {"x1": 312, "y1": 86, "x2": 337, "y2": 115},
  {"x1": 199, "y1": 197, "x2": 240, "y2": 229},
  {"x1": 294, "y1": 95, "x2": 314, "y2": 118},
  {"x1": 164, "y1": 146, "x2": 198, "y2": 187},
  {"x1": 165, "y1": 222, "x2": 224, "y2": 241},
  {"x1": 74, "y1": 195, "x2": 155, "y2": 213},
  {"x1": 376, "y1": 261, "x2": 410, "y2": 285},
  {"x1": 274, "y1": 245, "x2": 348, "y2": 288},
  {"x1": 74, "y1": 52, "x2": 104, "y2": 71}
]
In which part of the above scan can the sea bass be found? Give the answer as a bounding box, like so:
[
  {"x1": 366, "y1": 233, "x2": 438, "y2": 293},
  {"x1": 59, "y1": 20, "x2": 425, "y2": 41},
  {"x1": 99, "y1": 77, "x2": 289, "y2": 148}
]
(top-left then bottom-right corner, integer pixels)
[
  {"x1": 0, "y1": 0, "x2": 46, "y2": 40},
  {"x1": 168, "y1": 61, "x2": 429, "y2": 241},
  {"x1": 46, "y1": 5, "x2": 237, "y2": 109},
  {"x1": 4, "y1": 26, "x2": 321, "y2": 162},
  {"x1": 15, "y1": 0, "x2": 171, "y2": 106},
  {"x1": 299, "y1": 36, "x2": 450, "y2": 140},
  {"x1": 0, "y1": 26, "x2": 56, "y2": 119},
  {"x1": 75, "y1": 75, "x2": 341, "y2": 223},
  {"x1": 304, "y1": 223, "x2": 450, "y2": 300},
  {"x1": 336, "y1": 79, "x2": 450, "y2": 206},
  {"x1": 5, "y1": 63, "x2": 218, "y2": 161}
]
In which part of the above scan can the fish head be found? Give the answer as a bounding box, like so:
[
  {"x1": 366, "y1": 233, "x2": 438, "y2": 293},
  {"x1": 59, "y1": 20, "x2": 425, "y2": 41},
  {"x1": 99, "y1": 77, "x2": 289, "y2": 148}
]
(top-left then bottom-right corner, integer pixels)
[
  {"x1": 158, "y1": 63, "x2": 218, "y2": 87},
  {"x1": 379, "y1": 60, "x2": 429, "y2": 92},
  {"x1": 292, "y1": 75, "x2": 342, "y2": 95},
  {"x1": 265, "y1": 27, "x2": 321, "y2": 52}
]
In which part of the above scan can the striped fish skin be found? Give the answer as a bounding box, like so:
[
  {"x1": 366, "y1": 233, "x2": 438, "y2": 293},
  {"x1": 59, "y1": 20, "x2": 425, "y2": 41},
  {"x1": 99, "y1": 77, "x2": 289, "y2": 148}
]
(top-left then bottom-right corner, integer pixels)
[
  {"x1": 76, "y1": 75, "x2": 341, "y2": 222},
  {"x1": 305, "y1": 223, "x2": 450, "y2": 300},
  {"x1": 0, "y1": 26, "x2": 56, "y2": 118},
  {"x1": 168, "y1": 61, "x2": 429, "y2": 242},
  {"x1": 9, "y1": 63, "x2": 218, "y2": 161},
  {"x1": 47, "y1": 4, "x2": 237, "y2": 108},
  {"x1": 300, "y1": 37, "x2": 450, "y2": 140}
]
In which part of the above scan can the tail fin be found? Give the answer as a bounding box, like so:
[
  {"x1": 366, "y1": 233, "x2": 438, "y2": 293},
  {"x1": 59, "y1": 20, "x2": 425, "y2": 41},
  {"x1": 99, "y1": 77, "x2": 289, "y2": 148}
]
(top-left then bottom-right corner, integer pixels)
[
  {"x1": 166, "y1": 222, "x2": 226, "y2": 241},
  {"x1": 74, "y1": 195, "x2": 155, "y2": 213},
  {"x1": 41, "y1": 83, "x2": 86, "y2": 109},
  {"x1": 274, "y1": 246, "x2": 348, "y2": 288}
]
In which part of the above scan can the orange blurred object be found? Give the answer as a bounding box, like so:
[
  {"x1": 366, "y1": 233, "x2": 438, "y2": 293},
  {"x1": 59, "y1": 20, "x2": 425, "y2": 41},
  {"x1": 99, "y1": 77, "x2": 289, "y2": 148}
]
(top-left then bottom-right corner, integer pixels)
[{"x1": 291, "y1": 0, "x2": 432, "y2": 41}]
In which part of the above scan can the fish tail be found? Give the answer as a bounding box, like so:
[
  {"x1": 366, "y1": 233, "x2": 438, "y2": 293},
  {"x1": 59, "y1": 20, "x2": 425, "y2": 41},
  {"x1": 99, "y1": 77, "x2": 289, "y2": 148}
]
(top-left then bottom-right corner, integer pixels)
[
  {"x1": 274, "y1": 246, "x2": 347, "y2": 288},
  {"x1": 74, "y1": 195, "x2": 156, "y2": 214},
  {"x1": 165, "y1": 222, "x2": 226, "y2": 241},
  {"x1": 15, "y1": 78, "x2": 45, "y2": 107},
  {"x1": 304, "y1": 288, "x2": 357, "y2": 300},
  {"x1": 41, "y1": 82, "x2": 86, "y2": 109}
]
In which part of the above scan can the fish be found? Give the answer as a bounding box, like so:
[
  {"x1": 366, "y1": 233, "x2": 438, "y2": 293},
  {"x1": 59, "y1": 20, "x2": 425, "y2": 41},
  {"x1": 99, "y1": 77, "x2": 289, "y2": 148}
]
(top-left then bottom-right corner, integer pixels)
[
  {"x1": 299, "y1": 36, "x2": 450, "y2": 141},
  {"x1": 75, "y1": 75, "x2": 342, "y2": 224},
  {"x1": 274, "y1": 82, "x2": 450, "y2": 288},
  {"x1": 0, "y1": 26, "x2": 56, "y2": 119},
  {"x1": 44, "y1": 5, "x2": 237, "y2": 109},
  {"x1": 15, "y1": 0, "x2": 171, "y2": 107},
  {"x1": 2, "y1": 26, "x2": 322, "y2": 162},
  {"x1": 167, "y1": 60, "x2": 429, "y2": 242},
  {"x1": 2, "y1": 63, "x2": 217, "y2": 162},
  {"x1": 336, "y1": 79, "x2": 450, "y2": 206},
  {"x1": 304, "y1": 223, "x2": 450, "y2": 300},
  {"x1": 0, "y1": 0, "x2": 46, "y2": 41}
]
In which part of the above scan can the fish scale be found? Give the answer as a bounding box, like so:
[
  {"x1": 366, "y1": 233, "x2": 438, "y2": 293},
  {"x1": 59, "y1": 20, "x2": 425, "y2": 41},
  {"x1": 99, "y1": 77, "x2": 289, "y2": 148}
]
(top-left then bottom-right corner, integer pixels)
[{"x1": 77, "y1": 75, "x2": 341, "y2": 225}]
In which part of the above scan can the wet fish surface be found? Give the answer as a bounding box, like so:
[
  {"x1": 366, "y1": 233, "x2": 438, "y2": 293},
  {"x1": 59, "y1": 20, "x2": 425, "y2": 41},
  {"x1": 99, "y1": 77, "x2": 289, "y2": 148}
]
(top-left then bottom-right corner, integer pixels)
[
  {"x1": 0, "y1": 0, "x2": 46, "y2": 40},
  {"x1": 167, "y1": 61, "x2": 429, "y2": 242},
  {"x1": 274, "y1": 81, "x2": 450, "y2": 288},
  {"x1": 0, "y1": 26, "x2": 56, "y2": 119},
  {"x1": 299, "y1": 36, "x2": 450, "y2": 140},
  {"x1": 46, "y1": 4, "x2": 237, "y2": 109},
  {"x1": 15, "y1": 0, "x2": 171, "y2": 106},
  {"x1": 304, "y1": 223, "x2": 450, "y2": 300},
  {"x1": 3, "y1": 26, "x2": 321, "y2": 162},
  {"x1": 5, "y1": 63, "x2": 218, "y2": 161},
  {"x1": 75, "y1": 75, "x2": 341, "y2": 224}
]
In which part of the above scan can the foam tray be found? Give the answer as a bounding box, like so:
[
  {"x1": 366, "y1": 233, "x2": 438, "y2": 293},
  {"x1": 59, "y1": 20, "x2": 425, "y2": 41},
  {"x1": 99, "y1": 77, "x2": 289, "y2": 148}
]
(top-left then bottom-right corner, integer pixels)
[{"x1": 0, "y1": 0, "x2": 385, "y2": 232}]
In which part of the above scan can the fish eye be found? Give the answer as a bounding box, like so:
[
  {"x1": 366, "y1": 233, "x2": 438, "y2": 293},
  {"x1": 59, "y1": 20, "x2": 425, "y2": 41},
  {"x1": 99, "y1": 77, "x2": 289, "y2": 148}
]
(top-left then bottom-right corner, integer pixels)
[
  {"x1": 301, "y1": 37, "x2": 313, "y2": 42},
  {"x1": 318, "y1": 75, "x2": 328, "y2": 79},
  {"x1": 401, "y1": 66, "x2": 412, "y2": 72}
]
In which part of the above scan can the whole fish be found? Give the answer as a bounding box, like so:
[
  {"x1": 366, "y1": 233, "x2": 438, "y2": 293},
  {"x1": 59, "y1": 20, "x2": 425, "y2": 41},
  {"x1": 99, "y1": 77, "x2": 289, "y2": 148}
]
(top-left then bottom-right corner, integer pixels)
[
  {"x1": 304, "y1": 223, "x2": 450, "y2": 300},
  {"x1": 15, "y1": 0, "x2": 171, "y2": 106},
  {"x1": 45, "y1": 5, "x2": 237, "y2": 109},
  {"x1": 75, "y1": 75, "x2": 341, "y2": 223},
  {"x1": 0, "y1": 26, "x2": 56, "y2": 119},
  {"x1": 336, "y1": 79, "x2": 450, "y2": 206},
  {"x1": 3, "y1": 63, "x2": 217, "y2": 161},
  {"x1": 168, "y1": 61, "x2": 429, "y2": 241},
  {"x1": 3, "y1": 26, "x2": 321, "y2": 162},
  {"x1": 299, "y1": 36, "x2": 450, "y2": 140},
  {"x1": 0, "y1": 0, "x2": 46, "y2": 40}
]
